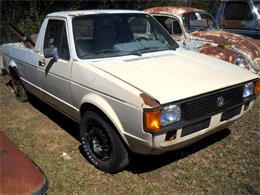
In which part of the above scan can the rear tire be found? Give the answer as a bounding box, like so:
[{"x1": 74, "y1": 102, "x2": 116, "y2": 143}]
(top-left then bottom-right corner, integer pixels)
[
  {"x1": 80, "y1": 111, "x2": 129, "y2": 173},
  {"x1": 11, "y1": 73, "x2": 28, "y2": 102}
]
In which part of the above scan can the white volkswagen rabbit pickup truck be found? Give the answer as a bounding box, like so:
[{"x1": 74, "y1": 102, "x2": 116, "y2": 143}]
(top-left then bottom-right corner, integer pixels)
[{"x1": 2, "y1": 10, "x2": 260, "y2": 173}]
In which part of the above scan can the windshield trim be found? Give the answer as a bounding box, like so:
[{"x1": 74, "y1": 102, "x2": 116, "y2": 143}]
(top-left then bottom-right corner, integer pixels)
[{"x1": 72, "y1": 13, "x2": 179, "y2": 60}]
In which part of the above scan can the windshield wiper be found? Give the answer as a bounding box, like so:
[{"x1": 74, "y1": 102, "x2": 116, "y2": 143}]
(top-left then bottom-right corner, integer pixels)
[
  {"x1": 135, "y1": 46, "x2": 162, "y2": 53},
  {"x1": 127, "y1": 47, "x2": 159, "y2": 56},
  {"x1": 128, "y1": 46, "x2": 176, "y2": 56},
  {"x1": 95, "y1": 49, "x2": 121, "y2": 54},
  {"x1": 165, "y1": 45, "x2": 176, "y2": 50}
]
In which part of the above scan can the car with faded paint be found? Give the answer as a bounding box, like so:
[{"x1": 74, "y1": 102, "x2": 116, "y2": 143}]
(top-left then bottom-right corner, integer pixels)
[
  {"x1": 145, "y1": 7, "x2": 260, "y2": 74},
  {"x1": 0, "y1": 131, "x2": 48, "y2": 194},
  {"x1": 215, "y1": 0, "x2": 260, "y2": 39},
  {"x1": 1, "y1": 10, "x2": 260, "y2": 173}
]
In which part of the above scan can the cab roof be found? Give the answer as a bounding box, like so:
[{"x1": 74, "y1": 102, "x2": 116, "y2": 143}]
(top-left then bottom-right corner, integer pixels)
[{"x1": 47, "y1": 9, "x2": 145, "y2": 18}]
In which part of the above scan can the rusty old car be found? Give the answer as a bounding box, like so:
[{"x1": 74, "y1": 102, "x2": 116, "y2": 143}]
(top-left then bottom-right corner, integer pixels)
[
  {"x1": 0, "y1": 131, "x2": 48, "y2": 194},
  {"x1": 145, "y1": 7, "x2": 260, "y2": 74}
]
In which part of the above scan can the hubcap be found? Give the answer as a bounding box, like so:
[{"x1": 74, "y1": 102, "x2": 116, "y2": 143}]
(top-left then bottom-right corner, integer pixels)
[{"x1": 86, "y1": 122, "x2": 111, "y2": 161}]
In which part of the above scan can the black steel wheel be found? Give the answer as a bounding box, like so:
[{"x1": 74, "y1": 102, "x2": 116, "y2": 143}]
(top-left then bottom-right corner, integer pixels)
[
  {"x1": 80, "y1": 111, "x2": 129, "y2": 173},
  {"x1": 86, "y1": 121, "x2": 112, "y2": 161}
]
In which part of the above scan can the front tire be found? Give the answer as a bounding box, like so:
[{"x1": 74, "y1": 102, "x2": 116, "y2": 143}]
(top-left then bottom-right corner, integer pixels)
[{"x1": 80, "y1": 111, "x2": 129, "y2": 173}]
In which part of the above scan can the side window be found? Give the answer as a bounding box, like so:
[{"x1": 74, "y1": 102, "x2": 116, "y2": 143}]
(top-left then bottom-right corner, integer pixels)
[
  {"x1": 155, "y1": 16, "x2": 182, "y2": 35},
  {"x1": 44, "y1": 20, "x2": 70, "y2": 61},
  {"x1": 224, "y1": 2, "x2": 253, "y2": 20}
]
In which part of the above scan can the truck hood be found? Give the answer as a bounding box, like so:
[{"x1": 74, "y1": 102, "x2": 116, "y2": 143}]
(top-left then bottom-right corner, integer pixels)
[
  {"x1": 91, "y1": 49, "x2": 257, "y2": 104},
  {"x1": 190, "y1": 30, "x2": 260, "y2": 59}
]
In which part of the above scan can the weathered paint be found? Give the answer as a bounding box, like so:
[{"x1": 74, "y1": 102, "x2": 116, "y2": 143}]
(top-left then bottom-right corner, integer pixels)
[
  {"x1": 221, "y1": 20, "x2": 244, "y2": 29},
  {"x1": 199, "y1": 45, "x2": 246, "y2": 67},
  {"x1": 0, "y1": 131, "x2": 48, "y2": 194},
  {"x1": 145, "y1": 6, "x2": 260, "y2": 73},
  {"x1": 190, "y1": 30, "x2": 260, "y2": 59},
  {"x1": 145, "y1": 6, "x2": 203, "y2": 18}
]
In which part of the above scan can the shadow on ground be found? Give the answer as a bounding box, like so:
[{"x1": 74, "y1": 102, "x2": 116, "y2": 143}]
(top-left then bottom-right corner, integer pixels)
[
  {"x1": 28, "y1": 94, "x2": 80, "y2": 141},
  {"x1": 128, "y1": 128, "x2": 230, "y2": 174},
  {"x1": 27, "y1": 93, "x2": 231, "y2": 174}
]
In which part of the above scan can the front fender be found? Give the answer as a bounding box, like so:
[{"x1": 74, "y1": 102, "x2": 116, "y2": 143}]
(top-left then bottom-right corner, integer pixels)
[
  {"x1": 80, "y1": 93, "x2": 129, "y2": 145},
  {"x1": 198, "y1": 45, "x2": 243, "y2": 67}
]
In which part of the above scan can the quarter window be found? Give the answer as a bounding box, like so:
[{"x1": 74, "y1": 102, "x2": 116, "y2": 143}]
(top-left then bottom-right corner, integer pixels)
[
  {"x1": 155, "y1": 16, "x2": 182, "y2": 35},
  {"x1": 44, "y1": 20, "x2": 70, "y2": 60}
]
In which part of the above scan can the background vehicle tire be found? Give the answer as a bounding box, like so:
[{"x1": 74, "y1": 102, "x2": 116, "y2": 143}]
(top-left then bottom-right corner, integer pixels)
[
  {"x1": 11, "y1": 73, "x2": 28, "y2": 102},
  {"x1": 80, "y1": 111, "x2": 129, "y2": 173}
]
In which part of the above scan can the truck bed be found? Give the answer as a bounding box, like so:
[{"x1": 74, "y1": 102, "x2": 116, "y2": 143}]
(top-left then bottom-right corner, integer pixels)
[{"x1": 1, "y1": 42, "x2": 38, "y2": 74}]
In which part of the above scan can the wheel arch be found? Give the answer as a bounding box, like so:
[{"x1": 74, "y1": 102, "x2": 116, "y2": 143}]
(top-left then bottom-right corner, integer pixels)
[{"x1": 79, "y1": 93, "x2": 130, "y2": 148}]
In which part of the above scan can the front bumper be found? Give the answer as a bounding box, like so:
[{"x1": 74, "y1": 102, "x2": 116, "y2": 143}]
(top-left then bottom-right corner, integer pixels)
[
  {"x1": 151, "y1": 100, "x2": 254, "y2": 154},
  {"x1": 125, "y1": 100, "x2": 255, "y2": 155}
]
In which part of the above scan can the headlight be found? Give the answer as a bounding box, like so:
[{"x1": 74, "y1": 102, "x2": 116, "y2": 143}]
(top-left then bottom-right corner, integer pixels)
[
  {"x1": 143, "y1": 104, "x2": 181, "y2": 132},
  {"x1": 161, "y1": 104, "x2": 181, "y2": 126},
  {"x1": 243, "y1": 82, "x2": 254, "y2": 98}
]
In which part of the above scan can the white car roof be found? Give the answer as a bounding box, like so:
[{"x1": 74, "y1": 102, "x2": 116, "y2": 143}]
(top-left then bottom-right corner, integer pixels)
[{"x1": 47, "y1": 9, "x2": 145, "y2": 18}]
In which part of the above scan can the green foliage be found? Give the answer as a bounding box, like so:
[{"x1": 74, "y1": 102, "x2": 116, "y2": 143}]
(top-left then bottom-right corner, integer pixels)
[{"x1": 17, "y1": 2, "x2": 42, "y2": 36}]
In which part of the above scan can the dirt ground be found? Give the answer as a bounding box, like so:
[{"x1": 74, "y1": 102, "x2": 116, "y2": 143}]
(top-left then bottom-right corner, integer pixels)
[{"x1": 0, "y1": 75, "x2": 259, "y2": 194}]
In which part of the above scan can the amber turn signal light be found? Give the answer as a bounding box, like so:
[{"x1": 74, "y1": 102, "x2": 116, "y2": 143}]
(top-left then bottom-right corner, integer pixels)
[
  {"x1": 254, "y1": 79, "x2": 260, "y2": 96},
  {"x1": 144, "y1": 109, "x2": 160, "y2": 132}
]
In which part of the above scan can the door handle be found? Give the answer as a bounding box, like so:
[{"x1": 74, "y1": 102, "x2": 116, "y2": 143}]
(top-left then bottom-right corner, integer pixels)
[{"x1": 39, "y1": 59, "x2": 46, "y2": 67}]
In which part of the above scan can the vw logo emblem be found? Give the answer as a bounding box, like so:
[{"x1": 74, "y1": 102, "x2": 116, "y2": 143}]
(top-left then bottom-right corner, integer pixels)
[{"x1": 217, "y1": 96, "x2": 224, "y2": 107}]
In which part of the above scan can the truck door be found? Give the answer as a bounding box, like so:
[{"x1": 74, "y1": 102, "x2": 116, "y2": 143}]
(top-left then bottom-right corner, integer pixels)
[{"x1": 37, "y1": 18, "x2": 76, "y2": 118}]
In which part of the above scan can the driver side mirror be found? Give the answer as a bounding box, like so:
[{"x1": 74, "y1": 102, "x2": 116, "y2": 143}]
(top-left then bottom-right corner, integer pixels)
[{"x1": 43, "y1": 47, "x2": 58, "y2": 62}]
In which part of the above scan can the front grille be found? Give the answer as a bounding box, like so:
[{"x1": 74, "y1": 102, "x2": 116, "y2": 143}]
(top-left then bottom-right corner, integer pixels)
[{"x1": 181, "y1": 86, "x2": 243, "y2": 120}]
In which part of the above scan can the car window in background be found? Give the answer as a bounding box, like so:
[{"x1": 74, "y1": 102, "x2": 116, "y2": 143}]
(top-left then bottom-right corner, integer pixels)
[
  {"x1": 183, "y1": 12, "x2": 219, "y2": 32},
  {"x1": 224, "y1": 2, "x2": 253, "y2": 20},
  {"x1": 154, "y1": 16, "x2": 182, "y2": 35}
]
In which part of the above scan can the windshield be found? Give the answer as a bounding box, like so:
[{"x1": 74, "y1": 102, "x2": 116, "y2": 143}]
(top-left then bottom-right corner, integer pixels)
[
  {"x1": 72, "y1": 13, "x2": 178, "y2": 59},
  {"x1": 182, "y1": 12, "x2": 219, "y2": 33}
]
